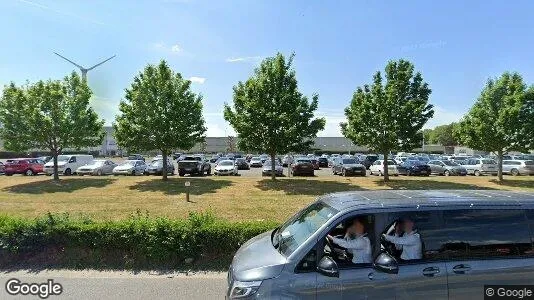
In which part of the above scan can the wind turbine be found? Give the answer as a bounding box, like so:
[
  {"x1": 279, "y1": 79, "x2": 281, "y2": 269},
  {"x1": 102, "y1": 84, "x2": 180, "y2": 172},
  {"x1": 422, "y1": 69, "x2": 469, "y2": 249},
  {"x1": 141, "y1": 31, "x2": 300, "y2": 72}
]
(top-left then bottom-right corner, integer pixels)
[{"x1": 54, "y1": 52, "x2": 116, "y2": 81}]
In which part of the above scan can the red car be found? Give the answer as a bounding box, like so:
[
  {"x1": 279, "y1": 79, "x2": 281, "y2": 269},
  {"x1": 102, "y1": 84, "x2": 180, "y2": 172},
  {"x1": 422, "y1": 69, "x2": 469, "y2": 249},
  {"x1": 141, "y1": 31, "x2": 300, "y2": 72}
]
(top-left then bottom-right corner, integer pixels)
[{"x1": 4, "y1": 158, "x2": 44, "y2": 176}]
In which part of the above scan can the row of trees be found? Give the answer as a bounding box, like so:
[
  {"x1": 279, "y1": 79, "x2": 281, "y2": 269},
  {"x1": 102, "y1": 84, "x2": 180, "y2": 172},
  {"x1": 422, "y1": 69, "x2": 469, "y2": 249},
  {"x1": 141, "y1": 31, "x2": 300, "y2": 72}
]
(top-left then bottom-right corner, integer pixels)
[
  {"x1": 423, "y1": 123, "x2": 460, "y2": 146},
  {"x1": 1, "y1": 53, "x2": 533, "y2": 182}
]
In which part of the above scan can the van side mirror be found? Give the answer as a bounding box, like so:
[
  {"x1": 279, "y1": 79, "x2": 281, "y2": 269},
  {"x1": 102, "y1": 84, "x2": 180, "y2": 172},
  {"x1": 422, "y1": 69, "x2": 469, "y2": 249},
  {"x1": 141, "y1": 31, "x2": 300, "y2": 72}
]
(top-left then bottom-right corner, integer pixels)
[
  {"x1": 373, "y1": 252, "x2": 398, "y2": 274},
  {"x1": 316, "y1": 256, "x2": 339, "y2": 277}
]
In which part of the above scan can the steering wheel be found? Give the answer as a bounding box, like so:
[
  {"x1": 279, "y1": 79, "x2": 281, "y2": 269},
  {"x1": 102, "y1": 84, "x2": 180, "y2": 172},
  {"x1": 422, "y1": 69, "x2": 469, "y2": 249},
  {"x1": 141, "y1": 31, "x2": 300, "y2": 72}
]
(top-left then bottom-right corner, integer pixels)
[
  {"x1": 324, "y1": 236, "x2": 334, "y2": 254},
  {"x1": 381, "y1": 234, "x2": 397, "y2": 255}
]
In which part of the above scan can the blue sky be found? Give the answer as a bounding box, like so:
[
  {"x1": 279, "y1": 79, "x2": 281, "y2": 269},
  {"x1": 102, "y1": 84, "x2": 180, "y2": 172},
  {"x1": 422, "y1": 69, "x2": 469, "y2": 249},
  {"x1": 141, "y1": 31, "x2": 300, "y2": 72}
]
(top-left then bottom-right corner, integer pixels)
[{"x1": 1, "y1": 0, "x2": 534, "y2": 136}]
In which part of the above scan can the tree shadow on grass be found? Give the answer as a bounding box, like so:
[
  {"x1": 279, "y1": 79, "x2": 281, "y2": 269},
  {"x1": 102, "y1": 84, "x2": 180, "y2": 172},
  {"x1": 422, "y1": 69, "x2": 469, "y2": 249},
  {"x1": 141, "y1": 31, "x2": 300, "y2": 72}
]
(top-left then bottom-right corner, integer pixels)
[
  {"x1": 256, "y1": 179, "x2": 363, "y2": 195},
  {"x1": 488, "y1": 179, "x2": 534, "y2": 189},
  {"x1": 129, "y1": 178, "x2": 233, "y2": 196},
  {"x1": 2, "y1": 178, "x2": 117, "y2": 194},
  {"x1": 374, "y1": 179, "x2": 497, "y2": 190}
]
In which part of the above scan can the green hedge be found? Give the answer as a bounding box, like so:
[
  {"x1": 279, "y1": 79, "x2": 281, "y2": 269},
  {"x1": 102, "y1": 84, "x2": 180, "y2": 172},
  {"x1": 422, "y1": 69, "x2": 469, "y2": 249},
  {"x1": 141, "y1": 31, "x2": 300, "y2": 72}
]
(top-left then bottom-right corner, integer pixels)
[{"x1": 0, "y1": 212, "x2": 278, "y2": 270}]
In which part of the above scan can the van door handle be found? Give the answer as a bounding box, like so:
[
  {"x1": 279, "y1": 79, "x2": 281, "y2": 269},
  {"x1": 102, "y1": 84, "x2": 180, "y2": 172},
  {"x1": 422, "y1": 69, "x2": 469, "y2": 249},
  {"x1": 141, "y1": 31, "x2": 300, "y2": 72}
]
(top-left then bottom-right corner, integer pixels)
[
  {"x1": 422, "y1": 267, "x2": 440, "y2": 277},
  {"x1": 452, "y1": 264, "x2": 471, "y2": 274}
]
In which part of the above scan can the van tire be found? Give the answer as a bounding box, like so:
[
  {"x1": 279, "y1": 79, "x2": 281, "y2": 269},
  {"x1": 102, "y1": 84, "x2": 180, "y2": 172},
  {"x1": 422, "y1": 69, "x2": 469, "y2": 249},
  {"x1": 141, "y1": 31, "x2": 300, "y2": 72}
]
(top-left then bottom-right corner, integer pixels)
[
  {"x1": 64, "y1": 168, "x2": 72, "y2": 176},
  {"x1": 444, "y1": 170, "x2": 450, "y2": 176},
  {"x1": 96, "y1": 170, "x2": 102, "y2": 176},
  {"x1": 474, "y1": 170, "x2": 481, "y2": 176},
  {"x1": 511, "y1": 169, "x2": 519, "y2": 176}
]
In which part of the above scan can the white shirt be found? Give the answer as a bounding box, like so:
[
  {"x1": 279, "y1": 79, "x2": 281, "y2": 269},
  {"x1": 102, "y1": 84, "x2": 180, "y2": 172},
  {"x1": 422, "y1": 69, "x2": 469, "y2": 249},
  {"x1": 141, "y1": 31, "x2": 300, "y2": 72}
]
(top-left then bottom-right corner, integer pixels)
[
  {"x1": 384, "y1": 231, "x2": 422, "y2": 260},
  {"x1": 331, "y1": 233, "x2": 372, "y2": 264}
]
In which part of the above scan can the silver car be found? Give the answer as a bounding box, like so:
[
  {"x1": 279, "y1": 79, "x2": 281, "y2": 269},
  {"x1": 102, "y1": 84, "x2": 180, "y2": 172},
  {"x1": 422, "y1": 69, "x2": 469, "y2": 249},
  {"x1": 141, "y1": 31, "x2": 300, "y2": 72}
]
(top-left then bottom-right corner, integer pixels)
[
  {"x1": 262, "y1": 160, "x2": 284, "y2": 177},
  {"x1": 427, "y1": 160, "x2": 467, "y2": 176},
  {"x1": 145, "y1": 158, "x2": 175, "y2": 175},
  {"x1": 227, "y1": 190, "x2": 534, "y2": 299},
  {"x1": 462, "y1": 158, "x2": 497, "y2": 176},
  {"x1": 76, "y1": 159, "x2": 116, "y2": 176},
  {"x1": 502, "y1": 160, "x2": 534, "y2": 176},
  {"x1": 112, "y1": 160, "x2": 147, "y2": 175}
]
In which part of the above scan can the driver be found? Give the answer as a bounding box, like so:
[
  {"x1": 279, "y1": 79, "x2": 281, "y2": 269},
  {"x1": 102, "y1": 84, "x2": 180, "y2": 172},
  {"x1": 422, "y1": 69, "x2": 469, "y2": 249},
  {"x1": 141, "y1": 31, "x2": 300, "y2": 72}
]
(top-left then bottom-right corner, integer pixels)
[
  {"x1": 383, "y1": 217, "x2": 422, "y2": 260},
  {"x1": 327, "y1": 217, "x2": 372, "y2": 264}
]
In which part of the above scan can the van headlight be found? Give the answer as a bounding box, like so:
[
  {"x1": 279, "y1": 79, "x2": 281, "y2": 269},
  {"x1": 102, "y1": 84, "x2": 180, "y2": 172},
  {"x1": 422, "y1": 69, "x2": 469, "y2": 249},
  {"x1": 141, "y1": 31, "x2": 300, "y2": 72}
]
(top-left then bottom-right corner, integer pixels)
[{"x1": 230, "y1": 280, "x2": 262, "y2": 298}]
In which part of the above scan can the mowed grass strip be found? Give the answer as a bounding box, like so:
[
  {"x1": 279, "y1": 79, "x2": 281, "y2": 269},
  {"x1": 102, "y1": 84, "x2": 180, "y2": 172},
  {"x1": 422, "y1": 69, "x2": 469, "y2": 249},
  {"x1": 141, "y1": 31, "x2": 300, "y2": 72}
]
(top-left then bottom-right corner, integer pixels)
[{"x1": 0, "y1": 175, "x2": 533, "y2": 222}]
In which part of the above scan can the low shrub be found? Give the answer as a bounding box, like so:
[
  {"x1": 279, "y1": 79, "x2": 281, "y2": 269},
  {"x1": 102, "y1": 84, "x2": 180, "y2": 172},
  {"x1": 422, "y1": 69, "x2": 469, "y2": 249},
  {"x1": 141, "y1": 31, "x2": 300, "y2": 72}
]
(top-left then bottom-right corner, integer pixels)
[{"x1": 0, "y1": 212, "x2": 278, "y2": 270}]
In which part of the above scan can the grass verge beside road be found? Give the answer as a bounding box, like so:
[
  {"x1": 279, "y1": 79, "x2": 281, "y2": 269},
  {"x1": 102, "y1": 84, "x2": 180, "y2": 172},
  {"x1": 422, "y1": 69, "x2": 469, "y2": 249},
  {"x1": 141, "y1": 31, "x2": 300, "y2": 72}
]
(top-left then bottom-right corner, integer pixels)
[{"x1": 0, "y1": 175, "x2": 533, "y2": 222}]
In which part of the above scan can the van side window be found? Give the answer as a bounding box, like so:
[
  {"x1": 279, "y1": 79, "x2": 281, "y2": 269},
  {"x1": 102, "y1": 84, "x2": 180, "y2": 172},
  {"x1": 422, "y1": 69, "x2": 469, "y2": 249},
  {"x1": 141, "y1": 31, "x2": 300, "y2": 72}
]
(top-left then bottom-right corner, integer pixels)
[
  {"x1": 383, "y1": 211, "x2": 448, "y2": 262},
  {"x1": 69, "y1": 157, "x2": 76, "y2": 163},
  {"x1": 444, "y1": 209, "x2": 532, "y2": 259}
]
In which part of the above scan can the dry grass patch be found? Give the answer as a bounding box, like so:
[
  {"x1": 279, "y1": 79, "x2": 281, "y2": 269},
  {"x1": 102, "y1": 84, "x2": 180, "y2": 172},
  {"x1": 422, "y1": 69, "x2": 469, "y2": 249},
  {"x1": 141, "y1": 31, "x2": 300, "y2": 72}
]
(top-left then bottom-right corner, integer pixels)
[{"x1": 0, "y1": 175, "x2": 532, "y2": 222}]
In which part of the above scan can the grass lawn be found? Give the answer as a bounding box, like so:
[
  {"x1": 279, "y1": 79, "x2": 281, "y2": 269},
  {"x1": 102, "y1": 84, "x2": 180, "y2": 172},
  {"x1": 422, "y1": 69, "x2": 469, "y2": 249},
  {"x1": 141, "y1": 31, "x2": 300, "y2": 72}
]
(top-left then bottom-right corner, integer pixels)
[{"x1": 0, "y1": 175, "x2": 533, "y2": 222}]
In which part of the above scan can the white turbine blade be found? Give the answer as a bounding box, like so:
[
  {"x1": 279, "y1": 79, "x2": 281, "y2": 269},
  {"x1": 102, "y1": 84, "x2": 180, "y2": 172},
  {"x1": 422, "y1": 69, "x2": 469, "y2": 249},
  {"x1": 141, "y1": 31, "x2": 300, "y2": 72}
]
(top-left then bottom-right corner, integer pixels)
[
  {"x1": 87, "y1": 55, "x2": 116, "y2": 70},
  {"x1": 54, "y1": 52, "x2": 84, "y2": 69}
]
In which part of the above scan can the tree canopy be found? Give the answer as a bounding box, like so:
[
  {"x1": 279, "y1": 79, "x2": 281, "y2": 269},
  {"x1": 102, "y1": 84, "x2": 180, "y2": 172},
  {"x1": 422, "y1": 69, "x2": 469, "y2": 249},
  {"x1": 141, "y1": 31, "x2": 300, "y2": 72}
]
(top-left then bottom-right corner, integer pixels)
[
  {"x1": 341, "y1": 59, "x2": 434, "y2": 181},
  {"x1": 455, "y1": 72, "x2": 534, "y2": 181},
  {"x1": 0, "y1": 72, "x2": 105, "y2": 180},
  {"x1": 113, "y1": 60, "x2": 206, "y2": 180},
  {"x1": 425, "y1": 123, "x2": 460, "y2": 146},
  {"x1": 224, "y1": 53, "x2": 325, "y2": 179}
]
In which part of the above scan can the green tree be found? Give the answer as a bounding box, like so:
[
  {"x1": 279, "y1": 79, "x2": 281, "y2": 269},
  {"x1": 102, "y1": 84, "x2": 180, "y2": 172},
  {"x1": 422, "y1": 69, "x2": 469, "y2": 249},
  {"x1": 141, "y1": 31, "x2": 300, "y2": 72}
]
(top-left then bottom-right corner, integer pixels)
[
  {"x1": 0, "y1": 72, "x2": 105, "y2": 180},
  {"x1": 455, "y1": 72, "x2": 534, "y2": 182},
  {"x1": 113, "y1": 60, "x2": 206, "y2": 180},
  {"x1": 341, "y1": 59, "x2": 434, "y2": 181},
  {"x1": 224, "y1": 53, "x2": 325, "y2": 180},
  {"x1": 428, "y1": 123, "x2": 459, "y2": 146}
]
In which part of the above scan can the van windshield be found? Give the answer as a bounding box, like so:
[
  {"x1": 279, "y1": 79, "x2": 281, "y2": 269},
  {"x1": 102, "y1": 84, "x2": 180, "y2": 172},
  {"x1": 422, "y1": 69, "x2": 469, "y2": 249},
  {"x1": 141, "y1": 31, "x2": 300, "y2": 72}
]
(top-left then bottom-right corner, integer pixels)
[{"x1": 274, "y1": 201, "x2": 338, "y2": 256}]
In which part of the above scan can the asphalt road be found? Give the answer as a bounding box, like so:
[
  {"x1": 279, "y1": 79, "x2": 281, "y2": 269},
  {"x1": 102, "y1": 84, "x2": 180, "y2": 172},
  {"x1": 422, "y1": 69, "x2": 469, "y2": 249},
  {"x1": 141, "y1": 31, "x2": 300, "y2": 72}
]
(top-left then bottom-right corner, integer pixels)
[{"x1": 0, "y1": 270, "x2": 227, "y2": 300}]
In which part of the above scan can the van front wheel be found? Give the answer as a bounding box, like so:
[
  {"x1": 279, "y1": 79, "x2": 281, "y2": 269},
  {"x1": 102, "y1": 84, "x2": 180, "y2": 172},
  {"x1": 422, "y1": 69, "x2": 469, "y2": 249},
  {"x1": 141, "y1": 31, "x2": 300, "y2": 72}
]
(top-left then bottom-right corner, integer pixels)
[{"x1": 64, "y1": 168, "x2": 72, "y2": 176}]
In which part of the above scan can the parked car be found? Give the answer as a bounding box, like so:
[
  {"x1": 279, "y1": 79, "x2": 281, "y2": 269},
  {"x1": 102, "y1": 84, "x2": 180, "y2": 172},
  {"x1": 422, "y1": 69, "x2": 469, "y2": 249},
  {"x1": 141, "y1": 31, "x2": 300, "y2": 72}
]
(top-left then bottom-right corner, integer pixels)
[
  {"x1": 282, "y1": 155, "x2": 294, "y2": 167},
  {"x1": 44, "y1": 154, "x2": 93, "y2": 176},
  {"x1": 112, "y1": 160, "x2": 147, "y2": 175},
  {"x1": 361, "y1": 154, "x2": 379, "y2": 169},
  {"x1": 0, "y1": 162, "x2": 4, "y2": 174},
  {"x1": 145, "y1": 158, "x2": 175, "y2": 175},
  {"x1": 259, "y1": 154, "x2": 269, "y2": 163},
  {"x1": 262, "y1": 160, "x2": 284, "y2": 177},
  {"x1": 332, "y1": 157, "x2": 366, "y2": 176},
  {"x1": 451, "y1": 156, "x2": 471, "y2": 165},
  {"x1": 209, "y1": 155, "x2": 220, "y2": 163},
  {"x1": 76, "y1": 159, "x2": 117, "y2": 176},
  {"x1": 4, "y1": 158, "x2": 44, "y2": 176},
  {"x1": 36, "y1": 156, "x2": 52, "y2": 163},
  {"x1": 317, "y1": 157, "x2": 329, "y2": 168},
  {"x1": 178, "y1": 156, "x2": 211, "y2": 176},
  {"x1": 214, "y1": 160, "x2": 238, "y2": 176},
  {"x1": 309, "y1": 158, "x2": 320, "y2": 170},
  {"x1": 427, "y1": 160, "x2": 468, "y2": 176},
  {"x1": 369, "y1": 159, "x2": 398, "y2": 176},
  {"x1": 249, "y1": 157, "x2": 263, "y2": 168},
  {"x1": 397, "y1": 160, "x2": 431, "y2": 176},
  {"x1": 172, "y1": 153, "x2": 182, "y2": 160},
  {"x1": 502, "y1": 160, "x2": 534, "y2": 176},
  {"x1": 127, "y1": 154, "x2": 145, "y2": 161},
  {"x1": 235, "y1": 158, "x2": 250, "y2": 170},
  {"x1": 463, "y1": 158, "x2": 498, "y2": 176},
  {"x1": 227, "y1": 190, "x2": 534, "y2": 299},
  {"x1": 290, "y1": 158, "x2": 314, "y2": 176}
]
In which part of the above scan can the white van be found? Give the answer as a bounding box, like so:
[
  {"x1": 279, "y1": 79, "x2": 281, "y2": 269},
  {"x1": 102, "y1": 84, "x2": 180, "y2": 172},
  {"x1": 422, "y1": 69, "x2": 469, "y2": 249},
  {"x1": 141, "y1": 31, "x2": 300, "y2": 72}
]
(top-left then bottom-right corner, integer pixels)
[{"x1": 44, "y1": 154, "x2": 94, "y2": 176}]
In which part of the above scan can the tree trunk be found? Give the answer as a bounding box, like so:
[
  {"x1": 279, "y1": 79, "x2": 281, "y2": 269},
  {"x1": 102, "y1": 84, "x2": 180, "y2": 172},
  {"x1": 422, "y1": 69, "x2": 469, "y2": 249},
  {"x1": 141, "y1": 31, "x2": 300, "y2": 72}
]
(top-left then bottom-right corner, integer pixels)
[
  {"x1": 383, "y1": 152, "x2": 389, "y2": 182},
  {"x1": 52, "y1": 150, "x2": 59, "y2": 181},
  {"x1": 162, "y1": 152, "x2": 168, "y2": 181},
  {"x1": 270, "y1": 154, "x2": 276, "y2": 180},
  {"x1": 497, "y1": 149, "x2": 503, "y2": 182}
]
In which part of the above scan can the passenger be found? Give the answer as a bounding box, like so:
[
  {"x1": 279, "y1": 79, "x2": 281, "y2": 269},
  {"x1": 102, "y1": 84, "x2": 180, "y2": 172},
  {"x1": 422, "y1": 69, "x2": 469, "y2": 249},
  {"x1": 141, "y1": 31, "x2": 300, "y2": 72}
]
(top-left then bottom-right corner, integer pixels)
[
  {"x1": 327, "y1": 218, "x2": 372, "y2": 264},
  {"x1": 383, "y1": 217, "x2": 422, "y2": 260}
]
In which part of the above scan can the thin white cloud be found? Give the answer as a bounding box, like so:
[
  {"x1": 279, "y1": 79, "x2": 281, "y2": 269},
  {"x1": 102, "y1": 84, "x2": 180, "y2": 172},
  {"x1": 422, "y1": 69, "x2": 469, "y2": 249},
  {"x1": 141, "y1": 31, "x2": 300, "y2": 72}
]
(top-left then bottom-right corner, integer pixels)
[
  {"x1": 152, "y1": 42, "x2": 182, "y2": 54},
  {"x1": 16, "y1": 0, "x2": 105, "y2": 26},
  {"x1": 189, "y1": 76, "x2": 206, "y2": 84},
  {"x1": 424, "y1": 106, "x2": 466, "y2": 128},
  {"x1": 171, "y1": 44, "x2": 181, "y2": 53},
  {"x1": 225, "y1": 56, "x2": 263, "y2": 63}
]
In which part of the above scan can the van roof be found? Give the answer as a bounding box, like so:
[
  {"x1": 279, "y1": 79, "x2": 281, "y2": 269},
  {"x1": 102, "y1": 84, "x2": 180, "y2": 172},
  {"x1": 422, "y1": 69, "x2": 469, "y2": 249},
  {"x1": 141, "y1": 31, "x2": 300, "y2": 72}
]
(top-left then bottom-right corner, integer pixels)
[{"x1": 319, "y1": 190, "x2": 534, "y2": 211}]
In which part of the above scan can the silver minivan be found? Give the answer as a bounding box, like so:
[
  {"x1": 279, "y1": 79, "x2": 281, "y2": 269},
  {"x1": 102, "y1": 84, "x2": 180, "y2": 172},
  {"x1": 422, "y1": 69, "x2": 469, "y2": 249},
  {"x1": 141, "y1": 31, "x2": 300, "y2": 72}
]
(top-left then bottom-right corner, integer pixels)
[
  {"x1": 502, "y1": 160, "x2": 534, "y2": 176},
  {"x1": 462, "y1": 158, "x2": 497, "y2": 176},
  {"x1": 227, "y1": 190, "x2": 534, "y2": 299}
]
